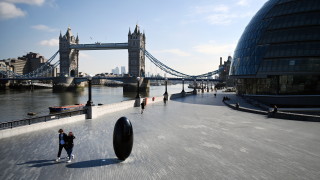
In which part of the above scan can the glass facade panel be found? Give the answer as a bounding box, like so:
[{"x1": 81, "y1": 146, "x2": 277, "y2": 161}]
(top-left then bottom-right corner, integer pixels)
[{"x1": 231, "y1": 0, "x2": 320, "y2": 95}]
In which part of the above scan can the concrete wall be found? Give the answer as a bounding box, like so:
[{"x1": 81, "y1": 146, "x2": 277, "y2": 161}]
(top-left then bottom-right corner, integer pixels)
[
  {"x1": 0, "y1": 95, "x2": 165, "y2": 140},
  {"x1": 0, "y1": 114, "x2": 85, "y2": 140}
]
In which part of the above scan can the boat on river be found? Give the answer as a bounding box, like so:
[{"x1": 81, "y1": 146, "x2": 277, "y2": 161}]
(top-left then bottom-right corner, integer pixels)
[{"x1": 49, "y1": 104, "x2": 85, "y2": 113}]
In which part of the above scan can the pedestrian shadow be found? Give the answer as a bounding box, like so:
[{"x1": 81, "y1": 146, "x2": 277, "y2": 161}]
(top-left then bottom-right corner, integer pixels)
[
  {"x1": 66, "y1": 158, "x2": 121, "y2": 168},
  {"x1": 17, "y1": 159, "x2": 64, "y2": 167}
]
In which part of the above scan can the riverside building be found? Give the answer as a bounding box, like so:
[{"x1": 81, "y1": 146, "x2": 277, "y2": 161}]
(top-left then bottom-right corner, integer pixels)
[{"x1": 230, "y1": 0, "x2": 320, "y2": 96}]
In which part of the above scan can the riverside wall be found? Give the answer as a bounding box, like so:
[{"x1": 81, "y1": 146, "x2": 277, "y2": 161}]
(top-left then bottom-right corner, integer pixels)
[{"x1": 0, "y1": 94, "x2": 182, "y2": 139}]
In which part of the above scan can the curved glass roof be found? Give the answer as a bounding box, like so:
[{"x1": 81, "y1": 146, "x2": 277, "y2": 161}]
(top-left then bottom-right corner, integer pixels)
[{"x1": 230, "y1": 0, "x2": 320, "y2": 76}]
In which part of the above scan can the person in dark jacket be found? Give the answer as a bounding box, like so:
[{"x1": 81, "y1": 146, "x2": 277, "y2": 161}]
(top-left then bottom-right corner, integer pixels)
[
  {"x1": 65, "y1": 132, "x2": 76, "y2": 163},
  {"x1": 141, "y1": 102, "x2": 145, "y2": 114},
  {"x1": 56, "y1": 129, "x2": 67, "y2": 162}
]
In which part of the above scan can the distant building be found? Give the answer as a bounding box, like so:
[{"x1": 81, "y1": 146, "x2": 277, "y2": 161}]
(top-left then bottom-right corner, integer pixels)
[
  {"x1": 218, "y1": 56, "x2": 233, "y2": 87},
  {"x1": 0, "y1": 52, "x2": 55, "y2": 77},
  {"x1": 230, "y1": 0, "x2": 320, "y2": 95},
  {"x1": 111, "y1": 67, "x2": 120, "y2": 75},
  {"x1": 121, "y1": 66, "x2": 126, "y2": 75}
]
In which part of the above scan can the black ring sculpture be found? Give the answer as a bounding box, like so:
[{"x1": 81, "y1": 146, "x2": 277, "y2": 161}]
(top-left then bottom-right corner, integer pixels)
[{"x1": 113, "y1": 117, "x2": 134, "y2": 160}]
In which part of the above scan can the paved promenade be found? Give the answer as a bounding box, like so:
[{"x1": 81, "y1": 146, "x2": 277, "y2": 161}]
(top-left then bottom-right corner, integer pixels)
[{"x1": 1, "y1": 92, "x2": 320, "y2": 179}]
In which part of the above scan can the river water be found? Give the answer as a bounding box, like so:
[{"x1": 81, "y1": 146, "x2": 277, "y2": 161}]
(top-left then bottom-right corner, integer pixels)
[{"x1": 0, "y1": 84, "x2": 190, "y2": 122}]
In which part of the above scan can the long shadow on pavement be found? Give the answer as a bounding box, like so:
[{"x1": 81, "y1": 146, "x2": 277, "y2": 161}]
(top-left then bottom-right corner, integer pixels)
[
  {"x1": 66, "y1": 158, "x2": 121, "y2": 168},
  {"x1": 17, "y1": 159, "x2": 61, "y2": 167}
]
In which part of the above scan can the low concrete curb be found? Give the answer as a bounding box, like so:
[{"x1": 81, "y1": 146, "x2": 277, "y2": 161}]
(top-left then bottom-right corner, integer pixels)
[
  {"x1": 267, "y1": 111, "x2": 320, "y2": 122},
  {"x1": 223, "y1": 101, "x2": 268, "y2": 115},
  {"x1": 223, "y1": 100, "x2": 320, "y2": 122}
]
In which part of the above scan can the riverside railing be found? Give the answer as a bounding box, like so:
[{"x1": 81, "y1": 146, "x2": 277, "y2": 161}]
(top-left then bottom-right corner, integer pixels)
[{"x1": 0, "y1": 109, "x2": 86, "y2": 130}]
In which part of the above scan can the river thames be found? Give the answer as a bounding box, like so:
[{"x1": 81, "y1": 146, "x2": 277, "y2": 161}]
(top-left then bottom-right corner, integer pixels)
[{"x1": 0, "y1": 84, "x2": 190, "y2": 122}]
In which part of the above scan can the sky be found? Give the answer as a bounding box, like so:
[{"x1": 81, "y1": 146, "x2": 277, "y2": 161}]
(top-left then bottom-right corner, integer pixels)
[{"x1": 0, "y1": 0, "x2": 268, "y2": 76}]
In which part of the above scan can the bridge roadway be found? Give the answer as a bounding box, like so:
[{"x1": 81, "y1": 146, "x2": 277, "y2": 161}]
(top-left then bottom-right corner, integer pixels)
[{"x1": 0, "y1": 92, "x2": 320, "y2": 179}]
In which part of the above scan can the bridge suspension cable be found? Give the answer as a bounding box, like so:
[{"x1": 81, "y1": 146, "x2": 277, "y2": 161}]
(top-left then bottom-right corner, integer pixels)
[{"x1": 144, "y1": 49, "x2": 221, "y2": 79}]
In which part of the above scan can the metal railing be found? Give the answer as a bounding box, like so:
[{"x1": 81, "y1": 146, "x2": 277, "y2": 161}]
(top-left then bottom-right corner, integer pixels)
[{"x1": 0, "y1": 109, "x2": 86, "y2": 130}]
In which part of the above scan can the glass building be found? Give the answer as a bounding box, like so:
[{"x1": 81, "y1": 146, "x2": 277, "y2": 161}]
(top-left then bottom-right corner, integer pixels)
[{"x1": 230, "y1": 0, "x2": 320, "y2": 95}]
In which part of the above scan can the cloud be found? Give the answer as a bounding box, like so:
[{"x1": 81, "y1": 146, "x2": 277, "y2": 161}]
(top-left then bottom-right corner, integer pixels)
[
  {"x1": 206, "y1": 11, "x2": 253, "y2": 25},
  {"x1": 194, "y1": 4, "x2": 230, "y2": 14},
  {"x1": 237, "y1": 0, "x2": 249, "y2": 6},
  {"x1": 39, "y1": 38, "x2": 58, "y2": 46},
  {"x1": 187, "y1": 3, "x2": 254, "y2": 25},
  {"x1": 0, "y1": 0, "x2": 46, "y2": 20},
  {"x1": 5, "y1": 0, "x2": 45, "y2": 6},
  {"x1": 31, "y1": 24, "x2": 58, "y2": 32},
  {"x1": 206, "y1": 14, "x2": 236, "y2": 25},
  {"x1": 154, "y1": 49, "x2": 191, "y2": 57},
  {"x1": 0, "y1": 2, "x2": 26, "y2": 20},
  {"x1": 193, "y1": 42, "x2": 236, "y2": 55}
]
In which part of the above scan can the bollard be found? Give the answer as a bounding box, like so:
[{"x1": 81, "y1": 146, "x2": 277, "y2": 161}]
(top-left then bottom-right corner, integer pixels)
[{"x1": 113, "y1": 117, "x2": 134, "y2": 160}]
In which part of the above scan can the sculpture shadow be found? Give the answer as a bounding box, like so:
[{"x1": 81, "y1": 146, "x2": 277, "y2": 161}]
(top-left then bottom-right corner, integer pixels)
[
  {"x1": 66, "y1": 158, "x2": 121, "y2": 168},
  {"x1": 17, "y1": 159, "x2": 64, "y2": 167}
]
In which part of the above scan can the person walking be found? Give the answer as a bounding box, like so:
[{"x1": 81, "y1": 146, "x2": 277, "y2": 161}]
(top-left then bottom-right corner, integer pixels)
[
  {"x1": 163, "y1": 97, "x2": 167, "y2": 104},
  {"x1": 56, "y1": 129, "x2": 67, "y2": 162},
  {"x1": 65, "y1": 131, "x2": 76, "y2": 163},
  {"x1": 141, "y1": 101, "x2": 145, "y2": 114}
]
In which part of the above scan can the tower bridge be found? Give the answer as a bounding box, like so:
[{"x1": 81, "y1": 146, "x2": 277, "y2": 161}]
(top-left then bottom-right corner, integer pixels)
[
  {"x1": 59, "y1": 25, "x2": 145, "y2": 79},
  {"x1": 0, "y1": 25, "x2": 221, "y2": 91}
]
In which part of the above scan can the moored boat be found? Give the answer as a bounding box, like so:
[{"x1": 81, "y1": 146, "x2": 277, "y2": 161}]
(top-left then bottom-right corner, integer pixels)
[{"x1": 49, "y1": 104, "x2": 85, "y2": 113}]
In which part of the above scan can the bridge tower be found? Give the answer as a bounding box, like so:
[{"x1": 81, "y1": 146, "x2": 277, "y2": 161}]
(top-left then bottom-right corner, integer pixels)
[
  {"x1": 59, "y1": 27, "x2": 79, "y2": 77},
  {"x1": 128, "y1": 25, "x2": 146, "y2": 77}
]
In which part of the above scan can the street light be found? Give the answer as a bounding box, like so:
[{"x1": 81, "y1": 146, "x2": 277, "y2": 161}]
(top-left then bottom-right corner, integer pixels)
[
  {"x1": 181, "y1": 79, "x2": 185, "y2": 93},
  {"x1": 201, "y1": 80, "x2": 204, "y2": 93},
  {"x1": 164, "y1": 78, "x2": 168, "y2": 96},
  {"x1": 136, "y1": 77, "x2": 140, "y2": 99},
  {"x1": 86, "y1": 75, "x2": 93, "y2": 107},
  {"x1": 193, "y1": 79, "x2": 197, "y2": 95},
  {"x1": 86, "y1": 75, "x2": 93, "y2": 119}
]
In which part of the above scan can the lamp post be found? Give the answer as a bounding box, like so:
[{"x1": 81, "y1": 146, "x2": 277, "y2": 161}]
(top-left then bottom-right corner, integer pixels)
[
  {"x1": 207, "y1": 80, "x2": 209, "y2": 92},
  {"x1": 201, "y1": 80, "x2": 204, "y2": 93},
  {"x1": 193, "y1": 79, "x2": 197, "y2": 95},
  {"x1": 164, "y1": 78, "x2": 168, "y2": 96},
  {"x1": 181, "y1": 79, "x2": 185, "y2": 93},
  {"x1": 134, "y1": 77, "x2": 141, "y2": 107},
  {"x1": 163, "y1": 78, "x2": 168, "y2": 103},
  {"x1": 136, "y1": 77, "x2": 140, "y2": 98},
  {"x1": 181, "y1": 78, "x2": 186, "y2": 96},
  {"x1": 86, "y1": 75, "x2": 93, "y2": 119},
  {"x1": 86, "y1": 76, "x2": 93, "y2": 106}
]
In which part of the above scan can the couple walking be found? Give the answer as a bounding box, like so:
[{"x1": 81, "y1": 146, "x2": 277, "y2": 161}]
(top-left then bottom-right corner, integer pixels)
[{"x1": 56, "y1": 129, "x2": 75, "y2": 163}]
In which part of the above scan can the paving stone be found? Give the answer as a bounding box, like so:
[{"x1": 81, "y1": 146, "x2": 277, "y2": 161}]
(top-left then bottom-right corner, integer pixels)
[{"x1": 0, "y1": 92, "x2": 320, "y2": 180}]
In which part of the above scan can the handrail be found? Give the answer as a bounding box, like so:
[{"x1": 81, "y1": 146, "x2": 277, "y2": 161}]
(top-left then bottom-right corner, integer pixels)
[{"x1": 0, "y1": 109, "x2": 86, "y2": 130}]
